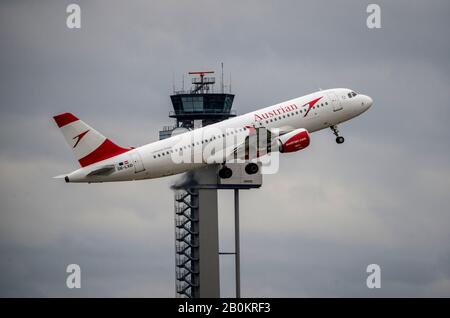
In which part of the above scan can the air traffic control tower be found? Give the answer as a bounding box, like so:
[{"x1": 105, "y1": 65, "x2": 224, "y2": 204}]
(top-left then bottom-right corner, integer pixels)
[
  {"x1": 159, "y1": 69, "x2": 262, "y2": 298},
  {"x1": 160, "y1": 71, "x2": 236, "y2": 139}
]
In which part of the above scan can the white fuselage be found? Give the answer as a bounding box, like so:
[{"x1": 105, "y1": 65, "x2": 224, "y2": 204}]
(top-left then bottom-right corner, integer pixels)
[{"x1": 65, "y1": 88, "x2": 372, "y2": 182}]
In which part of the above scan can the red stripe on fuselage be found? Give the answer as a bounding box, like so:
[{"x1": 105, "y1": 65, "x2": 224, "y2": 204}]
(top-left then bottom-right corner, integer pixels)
[
  {"x1": 78, "y1": 139, "x2": 131, "y2": 167},
  {"x1": 53, "y1": 113, "x2": 79, "y2": 128}
]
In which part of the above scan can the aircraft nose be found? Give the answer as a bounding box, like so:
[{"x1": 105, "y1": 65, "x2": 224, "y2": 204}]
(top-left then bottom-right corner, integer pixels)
[{"x1": 361, "y1": 95, "x2": 373, "y2": 111}]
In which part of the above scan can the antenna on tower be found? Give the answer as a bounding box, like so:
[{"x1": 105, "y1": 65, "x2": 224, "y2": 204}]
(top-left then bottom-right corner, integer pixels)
[
  {"x1": 172, "y1": 72, "x2": 175, "y2": 94},
  {"x1": 221, "y1": 62, "x2": 224, "y2": 94},
  {"x1": 182, "y1": 73, "x2": 185, "y2": 92}
]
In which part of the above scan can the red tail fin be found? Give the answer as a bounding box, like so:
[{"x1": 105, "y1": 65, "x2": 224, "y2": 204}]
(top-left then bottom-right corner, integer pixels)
[{"x1": 53, "y1": 113, "x2": 130, "y2": 167}]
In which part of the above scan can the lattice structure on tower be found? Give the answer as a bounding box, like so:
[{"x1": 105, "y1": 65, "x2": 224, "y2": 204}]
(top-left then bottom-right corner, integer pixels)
[{"x1": 174, "y1": 189, "x2": 199, "y2": 298}]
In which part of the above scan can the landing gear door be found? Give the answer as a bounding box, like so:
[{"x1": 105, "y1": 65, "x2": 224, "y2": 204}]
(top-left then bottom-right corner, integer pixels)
[
  {"x1": 328, "y1": 93, "x2": 343, "y2": 112},
  {"x1": 131, "y1": 152, "x2": 145, "y2": 173}
]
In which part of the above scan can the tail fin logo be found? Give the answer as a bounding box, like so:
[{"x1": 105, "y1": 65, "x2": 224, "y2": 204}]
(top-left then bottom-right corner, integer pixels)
[{"x1": 72, "y1": 130, "x2": 89, "y2": 148}]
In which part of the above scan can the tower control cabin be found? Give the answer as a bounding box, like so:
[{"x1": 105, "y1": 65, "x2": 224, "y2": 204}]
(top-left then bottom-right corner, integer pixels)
[{"x1": 160, "y1": 71, "x2": 236, "y2": 139}]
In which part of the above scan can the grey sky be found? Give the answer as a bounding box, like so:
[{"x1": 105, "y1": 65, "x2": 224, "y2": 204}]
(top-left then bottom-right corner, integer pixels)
[{"x1": 1, "y1": 0, "x2": 450, "y2": 297}]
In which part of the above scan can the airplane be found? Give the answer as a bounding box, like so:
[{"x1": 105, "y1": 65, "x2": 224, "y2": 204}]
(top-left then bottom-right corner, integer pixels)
[{"x1": 53, "y1": 88, "x2": 373, "y2": 183}]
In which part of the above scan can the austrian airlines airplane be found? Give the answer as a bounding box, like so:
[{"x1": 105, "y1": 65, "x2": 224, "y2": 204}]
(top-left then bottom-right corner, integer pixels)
[{"x1": 53, "y1": 88, "x2": 372, "y2": 183}]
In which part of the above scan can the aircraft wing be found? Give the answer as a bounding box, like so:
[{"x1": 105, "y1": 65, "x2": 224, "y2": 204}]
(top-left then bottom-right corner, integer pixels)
[{"x1": 204, "y1": 127, "x2": 272, "y2": 163}]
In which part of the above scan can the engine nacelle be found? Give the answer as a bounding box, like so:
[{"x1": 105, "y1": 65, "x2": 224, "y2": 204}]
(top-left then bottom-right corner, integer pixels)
[{"x1": 276, "y1": 128, "x2": 310, "y2": 153}]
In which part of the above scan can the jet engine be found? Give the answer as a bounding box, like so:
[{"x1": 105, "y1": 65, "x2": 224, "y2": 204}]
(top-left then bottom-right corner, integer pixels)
[{"x1": 275, "y1": 128, "x2": 310, "y2": 153}]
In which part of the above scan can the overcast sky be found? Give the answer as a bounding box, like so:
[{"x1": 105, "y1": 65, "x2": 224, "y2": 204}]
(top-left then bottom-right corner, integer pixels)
[{"x1": 1, "y1": 0, "x2": 450, "y2": 297}]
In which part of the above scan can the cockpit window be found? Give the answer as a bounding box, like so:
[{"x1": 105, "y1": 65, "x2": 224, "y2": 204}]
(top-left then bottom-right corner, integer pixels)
[
  {"x1": 348, "y1": 93, "x2": 352, "y2": 98},
  {"x1": 351, "y1": 91, "x2": 357, "y2": 97}
]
